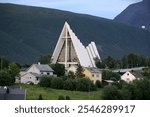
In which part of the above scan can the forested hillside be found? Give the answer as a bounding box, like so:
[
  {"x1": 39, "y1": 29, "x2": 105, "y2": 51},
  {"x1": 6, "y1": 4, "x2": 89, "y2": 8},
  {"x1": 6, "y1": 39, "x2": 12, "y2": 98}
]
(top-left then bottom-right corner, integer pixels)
[{"x1": 0, "y1": 3, "x2": 150, "y2": 64}]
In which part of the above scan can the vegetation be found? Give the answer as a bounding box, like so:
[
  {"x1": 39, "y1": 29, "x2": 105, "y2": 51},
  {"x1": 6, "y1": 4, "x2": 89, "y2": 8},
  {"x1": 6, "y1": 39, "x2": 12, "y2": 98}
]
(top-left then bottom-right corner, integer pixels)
[
  {"x1": 38, "y1": 54, "x2": 51, "y2": 64},
  {"x1": 0, "y1": 57, "x2": 20, "y2": 86},
  {"x1": 96, "y1": 53, "x2": 150, "y2": 69},
  {"x1": 102, "y1": 78, "x2": 150, "y2": 100},
  {"x1": 50, "y1": 64, "x2": 65, "y2": 76},
  {"x1": 0, "y1": 70, "x2": 12, "y2": 86},
  {"x1": 0, "y1": 3, "x2": 150, "y2": 64},
  {"x1": 102, "y1": 70, "x2": 120, "y2": 81},
  {"x1": 38, "y1": 76, "x2": 96, "y2": 92},
  {"x1": 18, "y1": 84, "x2": 102, "y2": 100}
]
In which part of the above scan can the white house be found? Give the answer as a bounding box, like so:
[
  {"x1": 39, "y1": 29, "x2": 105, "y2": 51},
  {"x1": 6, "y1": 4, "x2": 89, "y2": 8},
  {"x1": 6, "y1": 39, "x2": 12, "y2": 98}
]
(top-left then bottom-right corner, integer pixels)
[
  {"x1": 121, "y1": 71, "x2": 143, "y2": 83},
  {"x1": 20, "y1": 63, "x2": 54, "y2": 84}
]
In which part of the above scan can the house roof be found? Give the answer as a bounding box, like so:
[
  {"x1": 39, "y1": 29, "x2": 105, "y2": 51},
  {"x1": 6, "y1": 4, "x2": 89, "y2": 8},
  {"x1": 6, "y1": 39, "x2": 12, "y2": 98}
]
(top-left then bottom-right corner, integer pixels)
[
  {"x1": 0, "y1": 86, "x2": 25, "y2": 100},
  {"x1": 34, "y1": 64, "x2": 54, "y2": 72},
  {"x1": 112, "y1": 67, "x2": 145, "y2": 73},
  {"x1": 130, "y1": 71, "x2": 144, "y2": 79},
  {"x1": 85, "y1": 67, "x2": 101, "y2": 73}
]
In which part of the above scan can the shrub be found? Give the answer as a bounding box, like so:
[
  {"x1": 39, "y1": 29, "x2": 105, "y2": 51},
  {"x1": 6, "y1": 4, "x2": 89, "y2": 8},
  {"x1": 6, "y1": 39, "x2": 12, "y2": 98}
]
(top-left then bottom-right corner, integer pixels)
[
  {"x1": 38, "y1": 94, "x2": 43, "y2": 100},
  {"x1": 63, "y1": 79, "x2": 75, "y2": 91},
  {"x1": 102, "y1": 85, "x2": 121, "y2": 100},
  {"x1": 58, "y1": 95, "x2": 65, "y2": 100},
  {"x1": 95, "y1": 80, "x2": 102, "y2": 88},
  {"x1": 75, "y1": 78, "x2": 96, "y2": 92},
  {"x1": 39, "y1": 76, "x2": 52, "y2": 87},
  {"x1": 66, "y1": 96, "x2": 71, "y2": 100},
  {"x1": 51, "y1": 77, "x2": 64, "y2": 89}
]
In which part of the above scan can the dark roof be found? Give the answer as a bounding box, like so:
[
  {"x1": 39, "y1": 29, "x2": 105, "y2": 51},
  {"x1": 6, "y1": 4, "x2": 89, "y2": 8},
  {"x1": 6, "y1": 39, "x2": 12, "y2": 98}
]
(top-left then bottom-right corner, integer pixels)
[
  {"x1": 131, "y1": 71, "x2": 144, "y2": 79},
  {"x1": 20, "y1": 67, "x2": 28, "y2": 71},
  {"x1": 86, "y1": 67, "x2": 100, "y2": 73},
  {"x1": 0, "y1": 87, "x2": 26, "y2": 100},
  {"x1": 34, "y1": 64, "x2": 54, "y2": 72},
  {"x1": 113, "y1": 67, "x2": 145, "y2": 73}
]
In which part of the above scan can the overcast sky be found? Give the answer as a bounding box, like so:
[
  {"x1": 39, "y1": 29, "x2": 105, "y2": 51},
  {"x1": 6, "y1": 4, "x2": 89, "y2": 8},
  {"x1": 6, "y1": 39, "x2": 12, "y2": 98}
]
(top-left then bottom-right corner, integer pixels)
[{"x1": 0, "y1": 0, "x2": 142, "y2": 19}]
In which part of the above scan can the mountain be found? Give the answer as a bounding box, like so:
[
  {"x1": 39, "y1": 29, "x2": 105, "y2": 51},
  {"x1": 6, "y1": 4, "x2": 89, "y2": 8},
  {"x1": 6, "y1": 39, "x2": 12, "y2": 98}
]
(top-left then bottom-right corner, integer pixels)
[
  {"x1": 0, "y1": 3, "x2": 150, "y2": 64},
  {"x1": 114, "y1": 0, "x2": 150, "y2": 30}
]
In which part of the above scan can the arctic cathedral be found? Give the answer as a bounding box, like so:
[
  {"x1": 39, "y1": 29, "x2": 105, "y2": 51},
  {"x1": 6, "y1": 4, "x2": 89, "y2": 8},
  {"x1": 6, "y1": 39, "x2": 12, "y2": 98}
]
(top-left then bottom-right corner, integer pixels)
[{"x1": 51, "y1": 22, "x2": 101, "y2": 68}]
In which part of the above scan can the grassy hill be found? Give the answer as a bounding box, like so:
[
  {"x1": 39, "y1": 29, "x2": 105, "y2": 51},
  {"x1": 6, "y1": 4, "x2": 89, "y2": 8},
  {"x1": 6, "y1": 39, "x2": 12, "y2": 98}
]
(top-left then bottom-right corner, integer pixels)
[{"x1": 0, "y1": 3, "x2": 150, "y2": 64}]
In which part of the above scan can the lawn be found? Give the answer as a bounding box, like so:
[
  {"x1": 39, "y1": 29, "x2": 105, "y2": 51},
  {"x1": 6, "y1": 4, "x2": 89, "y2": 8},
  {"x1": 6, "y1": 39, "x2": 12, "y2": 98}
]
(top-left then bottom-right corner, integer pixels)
[{"x1": 18, "y1": 84, "x2": 102, "y2": 100}]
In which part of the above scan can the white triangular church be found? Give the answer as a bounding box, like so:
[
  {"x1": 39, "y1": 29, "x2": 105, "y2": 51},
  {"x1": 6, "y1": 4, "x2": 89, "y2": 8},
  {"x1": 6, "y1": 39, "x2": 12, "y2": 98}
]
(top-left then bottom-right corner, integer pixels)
[{"x1": 51, "y1": 22, "x2": 101, "y2": 68}]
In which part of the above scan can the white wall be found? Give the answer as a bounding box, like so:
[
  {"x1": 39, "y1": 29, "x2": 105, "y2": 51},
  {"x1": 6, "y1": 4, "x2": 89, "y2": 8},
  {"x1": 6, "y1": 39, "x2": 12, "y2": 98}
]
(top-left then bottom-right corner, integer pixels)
[
  {"x1": 21, "y1": 73, "x2": 39, "y2": 84},
  {"x1": 121, "y1": 71, "x2": 136, "y2": 83}
]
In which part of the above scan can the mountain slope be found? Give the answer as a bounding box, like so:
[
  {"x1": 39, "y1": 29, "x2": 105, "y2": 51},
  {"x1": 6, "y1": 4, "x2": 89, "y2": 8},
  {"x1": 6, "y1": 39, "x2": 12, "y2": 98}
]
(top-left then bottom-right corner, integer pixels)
[
  {"x1": 114, "y1": 0, "x2": 150, "y2": 30},
  {"x1": 0, "y1": 3, "x2": 150, "y2": 64}
]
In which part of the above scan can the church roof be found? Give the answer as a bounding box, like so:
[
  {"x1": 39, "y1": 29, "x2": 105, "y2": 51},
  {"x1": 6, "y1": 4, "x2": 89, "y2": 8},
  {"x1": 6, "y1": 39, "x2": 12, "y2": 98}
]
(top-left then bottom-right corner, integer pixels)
[{"x1": 51, "y1": 22, "x2": 101, "y2": 68}]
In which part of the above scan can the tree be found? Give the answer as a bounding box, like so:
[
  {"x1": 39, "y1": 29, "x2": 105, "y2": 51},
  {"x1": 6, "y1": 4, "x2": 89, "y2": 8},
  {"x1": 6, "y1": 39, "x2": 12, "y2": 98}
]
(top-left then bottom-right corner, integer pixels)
[
  {"x1": 75, "y1": 65, "x2": 85, "y2": 78},
  {"x1": 0, "y1": 56, "x2": 10, "y2": 69},
  {"x1": 102, "y1": 85, "x2": 121, "y2": 100},
  {"x1": 9, "y1": 63, "x2": 20, "y2": 83},
  {"x1": 0, "y1": 70, "x2": 12, "y2": 86},
  {"x1": 95, "y1": 61, "x2": 106, "y2": 69},
  {"x1": 39, "y1": 76, "x2": 52, "y2": 87},
  {"x1": 50, "y1": 64, "x2": 65, "y2": 76},
  {"x1": 51, "y1": 77, "x2": 64, "y2": 89},
  {"x1": 63, "y1": 79, "x2": 75, "y2": 91},
  {"x1": 102, "y1": 70, "x2": 120, "y2": 81},
  {"x1": 104, "y1": 56, "x2": 117, "y2": 69},
  {"x1": 38, "y1": 54, "x2": 51, "y2": 64},
  {"x1": 75, "y1": 78, "x2": 96, "y2": 92}
]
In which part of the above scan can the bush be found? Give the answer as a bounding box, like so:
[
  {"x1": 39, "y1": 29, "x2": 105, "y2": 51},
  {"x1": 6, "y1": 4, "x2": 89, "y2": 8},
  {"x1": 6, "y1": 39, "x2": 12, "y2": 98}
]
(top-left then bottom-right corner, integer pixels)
[
  {"x1": 39, "y1": 76, "x2": 52, "y2": 87},
  {"x1": 75, "y1": 78, "x2": 96, "y2": 92},
  {"x1": 51, "y1": 77, "x2": 64, "y2": 89},
  {"x1": 66, "y1": 96, "x2": 71, "y2": 100},
  {"x1": 102, "y1": 85, "x2": 121, "y2": 100},
  {"x1": 58, "y1": 95, "x2": 65, "y2": 100},
  {"x1": 63, "y1": 79, "x2": 75, "y2": 91},
  {"x1": 95, "y1": 80, "x2": 102, "y2": 88},
  {"x1": 38, "y1": 94, "x2": 43, "y2": 100}
]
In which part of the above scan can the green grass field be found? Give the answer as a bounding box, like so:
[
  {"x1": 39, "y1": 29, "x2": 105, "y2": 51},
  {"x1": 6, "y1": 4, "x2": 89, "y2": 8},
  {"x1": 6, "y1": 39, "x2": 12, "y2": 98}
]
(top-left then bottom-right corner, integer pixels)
[{"x1": 19, "y1": 84, "x2": 102, "y2": 100}]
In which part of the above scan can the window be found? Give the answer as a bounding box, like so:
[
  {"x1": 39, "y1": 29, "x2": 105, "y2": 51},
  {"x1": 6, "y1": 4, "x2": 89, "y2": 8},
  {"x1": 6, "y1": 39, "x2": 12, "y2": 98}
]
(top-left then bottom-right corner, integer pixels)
[
  {"x1": 47, "y1": 73, "x2": 50, "y2": 75},
  {"x1": 36, "y1": 77, "x2": 39, "y2": 81},
  {"x1": 96, "y1": 74, "x2": 99, "y2": 77},
  {"x1": 92, "y1": 74, "x2": 94, "y2": 77}
]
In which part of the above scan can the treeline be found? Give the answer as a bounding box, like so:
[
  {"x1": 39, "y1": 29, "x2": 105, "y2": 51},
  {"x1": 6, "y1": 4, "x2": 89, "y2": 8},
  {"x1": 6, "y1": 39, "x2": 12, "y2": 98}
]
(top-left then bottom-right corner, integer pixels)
[
  {"x1": 39, "y1": 76, "x2": 101, "y2": 92},
  {"x1": 0, "y1": 57, "x2": 20, "y2": 86},
  {"x1": 102, "y1": 78, "x2": 150, "y2": 100},
  {"x1": 96, "y1": 53, "x2": 150, "y2": 69}
]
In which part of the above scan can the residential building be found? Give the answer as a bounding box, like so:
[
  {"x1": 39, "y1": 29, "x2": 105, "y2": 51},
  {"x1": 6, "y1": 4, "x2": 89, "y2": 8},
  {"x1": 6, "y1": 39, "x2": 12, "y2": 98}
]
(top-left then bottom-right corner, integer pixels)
[
  {"x1": 83, "y1": 67, "x2": 102, "y2": 84},
  {"x1": 121, "y1": 71, "x2": 144, "y2": 83},
  {"x1": 20, "y1": 63, "x2": 54, "y2": 84}
]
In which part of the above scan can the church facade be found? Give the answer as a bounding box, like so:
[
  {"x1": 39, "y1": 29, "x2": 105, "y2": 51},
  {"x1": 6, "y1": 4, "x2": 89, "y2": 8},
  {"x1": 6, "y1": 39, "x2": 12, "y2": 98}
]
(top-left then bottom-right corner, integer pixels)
[{"x1": 51, "y1": 22, "x2": 101, "y2": 68}]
